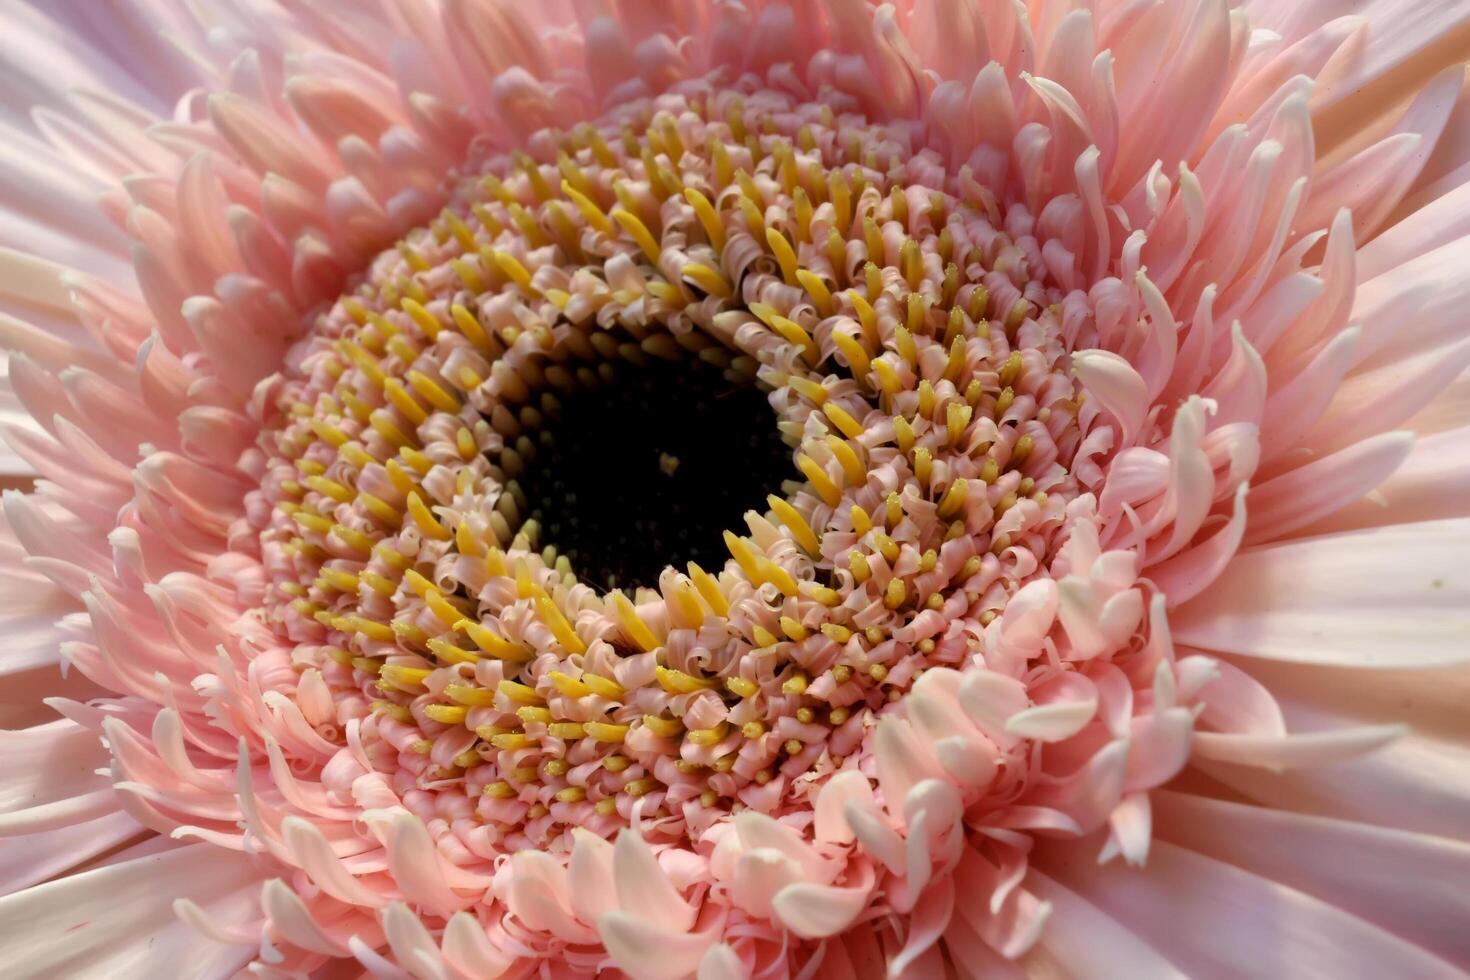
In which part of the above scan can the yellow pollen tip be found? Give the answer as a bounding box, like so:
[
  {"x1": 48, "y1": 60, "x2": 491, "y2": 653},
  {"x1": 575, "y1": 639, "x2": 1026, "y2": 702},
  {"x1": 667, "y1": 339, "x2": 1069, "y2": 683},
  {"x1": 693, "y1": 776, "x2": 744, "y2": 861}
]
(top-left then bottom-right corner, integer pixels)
[
  {"x1": 656, "y1": 665, "x2": 716, "y2": 694},
  {"x1": 585, "y1": 722, "x2": 630, "y2": 743},
  {"x1": 642, "y1": 714, "x2": 684, "y2": 738},
  {"x1": 609, "y1": 591, "x2": 660, "y2": 651},
  {"x1": 725, "y1": 676, "x2": 759, "y2": 699},
  {"x1": 423, "y1": 704, "x2": 469, "y2": 725},
  {"x1": 610, "y1": 207, "x2": 662, "y2": 263},
  {"x1": 535, "y1": 595, "x2": 586, "y2": 653},
  {"x1": 686, "y1": 724, "x2": 728, "y2": 746},
  {"x1": 497, "y1": 680, "x2": 543, "y2": 706},
  {"x1": 445, "y1": 683, "x2": 496, "y2": 706},
  {"x1": 766, "y1": 495, "x2": 820, "y2": 556}
]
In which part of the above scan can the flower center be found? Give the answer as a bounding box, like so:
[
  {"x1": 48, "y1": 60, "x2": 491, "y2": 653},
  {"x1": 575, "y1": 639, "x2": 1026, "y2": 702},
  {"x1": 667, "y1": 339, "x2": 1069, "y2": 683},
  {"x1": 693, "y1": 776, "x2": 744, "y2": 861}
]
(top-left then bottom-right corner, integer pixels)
[
  {"x1": 248, "y1": 83, "x2": 1088, "y2": 857},
  {"x1": 507, "y1": 353, "x2": 792, "y2": 591}
]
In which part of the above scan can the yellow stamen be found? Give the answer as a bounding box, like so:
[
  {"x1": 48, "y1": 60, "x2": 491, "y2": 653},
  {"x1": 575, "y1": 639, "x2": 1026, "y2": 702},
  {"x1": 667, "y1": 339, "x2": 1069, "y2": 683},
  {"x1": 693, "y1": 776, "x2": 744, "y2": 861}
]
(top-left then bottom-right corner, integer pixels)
[
  {"x1": 406, "y1": 370, "x2": 461, "y2": 414},
  {"x1": 642, "y1": 714, "x2": 683, "y2": 738},
  {"x1": 427, "y1": 637, "x2": 479, "y2": 665},
  {"x1": 458, "y1": 619, "x2": 531, "y2": 662},
  {"x1": 304, "y1": 475, "x2": 355, "y2": 504},
  {"x1": 938, "y1": 478, "x2": 970, "y2": 519},
  {"x1": 681, "y1": 262, "x2": 732, "y2": 299},
  {"x1": 582, "y1": 673, "x2": 626, "y2": 700},
  {"x1": 517, "y1": 705, "x2": 553, "y2": 725},
  {"x1": 560, "y1": 179, "x2": 614, "y2": 236},
  {"x1": 401, "y1": 298, "x2": 442, "y2": 339},
  {"x1": 833, "y1": 331, "x2": 871, "y2": 382},
  {"x1": 780, "y1": 616, "x2": 808, "y2": 642},
  {"x1": 795, "y1": 454, "x2": 842, "y2": 506},
  {"x1": 825, "y1": 435, "x2": 866, "y2": 487},
  {"x1": 610, "y1": 207, "x2": 661, "y2": 263},
  {"x1": 687, "y1": 561, "x2": 729, "y2": 616},
  {"x1": 609, "y1": 591, "x2": 660, "y2": 651},
  {"x1": 424, "y1": 704, "x2": 469, "y2": 725},
  {"x1": 656, "y1": 665, "x2": 716, "y2": 693},
  {"x1": 820, "y1": 623, "x2": 853, "y2": 643},
  {"x1": 497, "y1": 680, "x2": 543, "y2": 706},
  {"x1": 585, "y1": 722, "x2": 629, "y2": 743},
  {"x1": 914, "y1": 446, "x2": 933, "y2": 485},
  {"x1": 490, "y1": 733, "x2": 536, "y2": 750},
  {"x1": 766, "y1": 495, "x2": 820, "y2": 556},
  {"x1": 947, "y1": 402, "x2": 973, "y2": 445},
  {"x1": 885, "y1": 491, "x2": 903, "y2": 528},
  {"x1": 682, "y1": 187, "x2": 726, "y2": 251},
  {"x1": 766, "y1": 227, "x2": 800, "y2": 286},
  {"x1": 725, "y1": 676, "x2": 759, "y2": 698},
  {"x1": 686, "y1": 724, "x2": 728, "y2": 746},
  {"x1": 823, "y1": 402, "x2": 865, "y2": 439},
  {"x1": 445, "y1": 683, "x2": 497, "y2": 706},
  {"x1": 536, "y1": 595, "x2": 586, "y2": 653},
  {"x1": 449, "y1": 303, "x2": 493, "y2": 352},
  {"x1": 380, "y1": 665, "x2": 431, "y2": 691},
  {"x1": 406, "y1": 491, "x2": 451, "y2": 540},
  {"x1": 872, "y1": 531, "x2": 900, "y2": 565},
  {"x1": 893, "y1": 416, "x2": 916, "y2": 455},
  {"x1": 901, "y1": 238, "x2": 923, "y2": 290},
  {"x1": 489, "y1": 249, "x2": 533, "y2": 290}
]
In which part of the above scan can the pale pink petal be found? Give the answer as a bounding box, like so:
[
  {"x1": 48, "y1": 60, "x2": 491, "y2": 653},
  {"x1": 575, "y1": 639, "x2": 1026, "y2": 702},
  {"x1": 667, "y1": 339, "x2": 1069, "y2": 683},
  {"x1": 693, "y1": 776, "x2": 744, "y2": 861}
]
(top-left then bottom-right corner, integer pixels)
[
  {"x1": 1036, "y1": 837, "x2": 1463, "y2": 977},
  {"x1": 597, "y1": 912, "x2": 716, "y2": 980},
  {"x1": 0, "y1": 842, "x2": 261, "y2": 976},
  {"x1": 1153, "y1": 791, "x2": 1470, "y2": 966},
  {"x1": 1173, "y1": 519, "x2": 1470, "y2": 666}
]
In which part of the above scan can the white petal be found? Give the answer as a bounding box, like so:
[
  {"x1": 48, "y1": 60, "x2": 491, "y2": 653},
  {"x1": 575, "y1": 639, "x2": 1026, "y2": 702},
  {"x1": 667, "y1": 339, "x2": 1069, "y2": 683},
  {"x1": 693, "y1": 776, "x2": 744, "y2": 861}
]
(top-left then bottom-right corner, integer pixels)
[
  {"x1": 958, "y1": 671, "x2": 1030, "y2": 747},
  {"x1": 0, "y1": 810, "x2": 141, "y2": 895},
  {"x1": 1025, "y1": 870, "x2": 1185, "y2": 977},
  {"x1": 261, "y1": 878, "x2": 346, "y2": 956},
  {"x1": 771, "y1": 878, "x2": 870, "y2": 939},
  {"x1": 381, "y1": 902, "x2": 451, "y2": 980},
  {"x1": 1071, "y1": 349, "x2": 1149, "y2": 446},
  {"x1": 1006, "y1": 699, "x2": 1097, "y2": 742},
  {"x1": 814, "y1": 769, "x2": 874, "y2": 845},
  {"x1": 1193, "y1": 725, "x2": 1405, "y2": 770},
  {"x1": 1172, "y1": 518, "x2": 1470, "y2": 666},
  {"x1": 0, "y1": 842, "x2": 260, "y2": 977},
  {"x1": 441, "y1": 911, "x2": 516, "y2": 979},
  {"x1": 567, "y1": 827, "x2": 618, "y2": 927},
  {"x1": 598, "y1": 912, "x2": 714, "y2": 980},
  {"x1": 613, "y1": 823, "x2": 696, "y2": 931},
  {"x1": 698, "y1": 943, "x2": 745, "y2": 980},
  {"x1": 1036, "y1": 836, "x2": 1461, "y2": 976},
  {"x1": 1153, "y1": 790, "x2": 1470, "y2": 966}
]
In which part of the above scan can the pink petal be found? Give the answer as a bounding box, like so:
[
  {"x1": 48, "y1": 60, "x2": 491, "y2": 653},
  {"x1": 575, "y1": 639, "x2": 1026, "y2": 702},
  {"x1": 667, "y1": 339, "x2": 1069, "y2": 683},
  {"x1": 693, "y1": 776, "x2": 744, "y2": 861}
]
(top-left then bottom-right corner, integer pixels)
[
  {"x1": 597, "y1": 912, "x2": 716, "y2": 980},
  {"x1": 1173, "y1": 518, "x2": 1470, "y2": 666},
  {"x1": 613, "y1": 823, "x2": 697, "y2": 932},
  {"x1": 770, "y1": 863, "x2": 875, "y2": 939}
]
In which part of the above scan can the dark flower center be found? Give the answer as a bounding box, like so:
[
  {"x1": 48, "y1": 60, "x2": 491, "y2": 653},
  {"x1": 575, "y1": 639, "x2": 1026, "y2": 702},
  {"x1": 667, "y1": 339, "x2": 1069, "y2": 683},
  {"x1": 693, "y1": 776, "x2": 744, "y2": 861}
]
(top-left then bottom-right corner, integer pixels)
[{"x1": 510, "y1": 354, "x2": 792, "y2": 590}]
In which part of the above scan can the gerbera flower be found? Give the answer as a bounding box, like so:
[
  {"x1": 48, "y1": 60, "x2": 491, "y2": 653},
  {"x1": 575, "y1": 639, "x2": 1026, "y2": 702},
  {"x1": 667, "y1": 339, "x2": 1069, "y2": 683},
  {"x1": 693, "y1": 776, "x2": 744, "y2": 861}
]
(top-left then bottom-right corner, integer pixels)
[{"x1": 0, "y1": 0, "x2": 1467, "y2": 976}]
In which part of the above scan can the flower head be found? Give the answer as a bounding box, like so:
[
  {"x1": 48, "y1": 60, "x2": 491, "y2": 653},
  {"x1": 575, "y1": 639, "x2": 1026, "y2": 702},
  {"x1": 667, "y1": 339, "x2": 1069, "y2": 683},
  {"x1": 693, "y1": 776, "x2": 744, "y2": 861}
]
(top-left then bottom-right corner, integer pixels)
[{"x1": 1, "y1": 1, "x2": 1468, "y2": 977}]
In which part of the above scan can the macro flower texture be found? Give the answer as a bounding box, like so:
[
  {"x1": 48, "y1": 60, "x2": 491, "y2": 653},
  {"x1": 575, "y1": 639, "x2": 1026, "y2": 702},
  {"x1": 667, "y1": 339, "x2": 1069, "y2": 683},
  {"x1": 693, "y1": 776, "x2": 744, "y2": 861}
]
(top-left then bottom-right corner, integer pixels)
[{"x1": 0, "y1": 0, "x2": 1468, "y2": 976}]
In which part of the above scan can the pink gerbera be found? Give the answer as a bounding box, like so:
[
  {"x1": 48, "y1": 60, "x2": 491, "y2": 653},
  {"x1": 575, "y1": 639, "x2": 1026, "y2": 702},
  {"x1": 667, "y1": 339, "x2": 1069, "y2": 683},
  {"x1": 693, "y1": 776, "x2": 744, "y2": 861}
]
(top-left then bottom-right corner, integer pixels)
[{"x1": 0, "y1": 1, "x2": 1467, "y2": 977}]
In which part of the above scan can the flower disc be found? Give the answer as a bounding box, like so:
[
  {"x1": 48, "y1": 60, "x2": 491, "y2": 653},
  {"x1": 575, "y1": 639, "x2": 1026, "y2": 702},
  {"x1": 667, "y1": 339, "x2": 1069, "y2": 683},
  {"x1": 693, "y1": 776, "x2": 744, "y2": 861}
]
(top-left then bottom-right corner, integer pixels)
[{"x1": 254, "y1": 88, "x2": 1091, "y2": 853}]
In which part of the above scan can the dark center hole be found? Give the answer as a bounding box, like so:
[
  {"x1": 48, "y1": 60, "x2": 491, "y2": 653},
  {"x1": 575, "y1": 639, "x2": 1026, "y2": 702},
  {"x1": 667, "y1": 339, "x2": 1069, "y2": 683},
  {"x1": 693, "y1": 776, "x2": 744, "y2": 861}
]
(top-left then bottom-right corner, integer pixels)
[{"x1": 512, "y1": 353, "x2": 793, "y2": 590}]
